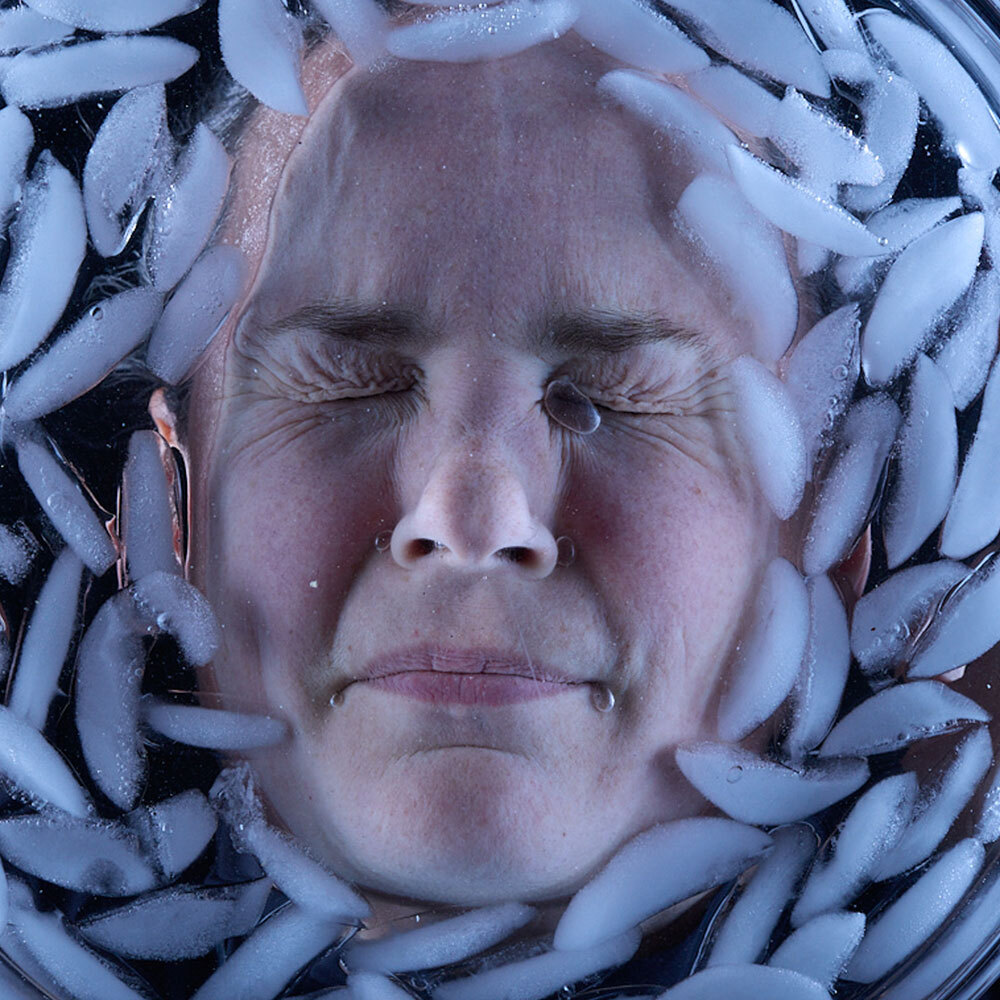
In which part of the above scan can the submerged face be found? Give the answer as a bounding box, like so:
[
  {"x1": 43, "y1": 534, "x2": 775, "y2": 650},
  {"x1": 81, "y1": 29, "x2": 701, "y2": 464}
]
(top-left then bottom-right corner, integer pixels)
[{"x1": 186, "y1": 37, "x2": 781, "y2": 904}]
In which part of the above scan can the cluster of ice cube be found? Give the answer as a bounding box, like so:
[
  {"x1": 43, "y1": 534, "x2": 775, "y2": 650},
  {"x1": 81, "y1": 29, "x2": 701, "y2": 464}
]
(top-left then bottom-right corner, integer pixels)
[{"x1": 1, "y1": 0, "x2": 1000, "y2": 998}]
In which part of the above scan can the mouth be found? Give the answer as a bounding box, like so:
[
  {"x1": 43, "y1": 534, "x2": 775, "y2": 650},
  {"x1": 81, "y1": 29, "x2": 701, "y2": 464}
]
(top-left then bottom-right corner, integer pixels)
[{"x1": 335, "y1": 646, "x2": 593, "y2": 706}]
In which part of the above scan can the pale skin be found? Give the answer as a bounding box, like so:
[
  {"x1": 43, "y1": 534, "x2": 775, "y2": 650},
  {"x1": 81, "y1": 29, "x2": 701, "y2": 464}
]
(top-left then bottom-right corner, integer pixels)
[{"x1": 182, "y1": 35, "x2": 785, "y2": 907}]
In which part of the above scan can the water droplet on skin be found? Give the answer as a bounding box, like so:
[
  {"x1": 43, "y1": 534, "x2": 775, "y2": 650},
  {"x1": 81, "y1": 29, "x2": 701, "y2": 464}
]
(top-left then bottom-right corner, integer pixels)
[
  {"x1": 544, "y1": 379, "x2": 601, "y2": 434},
  {"x1": 556, "y1": 536, "x2": 576, "y2": 567},
  {"x1": 590, "y1": 683, "x2": 615, "y2": 712},
  {"x1": 329, "y1": 690, "x2": 345, "y2": 707},
  {"x1": 374, "y1": 531, "x2": 392, "y2": 553},
  {"x1": 727, "y1": 765, "x2": 743, "y2": 784}
]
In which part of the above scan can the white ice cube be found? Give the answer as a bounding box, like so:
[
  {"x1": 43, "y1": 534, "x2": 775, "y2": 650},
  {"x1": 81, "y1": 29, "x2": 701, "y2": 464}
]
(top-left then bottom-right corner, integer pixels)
[
  {"x1": 660, "y1": 964, "x2": 830, "y2": 999},
  {"x1": 130, "y1": 571, "x2": 220, "y2": 664},
  {"x1": 0, "y1": 105, "x2": 33, "y2": 224},
  {"x1": 687, "y1": 65, "x2": 779, "y2": 138},
  {"x1": 143, "y1": 698, "x2": 288, "y2": 750},
  {"x1": 23, "y1": 0, "x2": 203, "y2": 32},
  {"x1": 0, "y1": 6, "x2": 71, "y2": 54},
  {"x1": 310, "y1": 0, "x2": 388, "y2": 68},
  {"x1": 769, "y1": 911, "x2": 866, "y2": 990},
  {"x1": 122, "y1": 430, "x2": 179, "y2": 582}
]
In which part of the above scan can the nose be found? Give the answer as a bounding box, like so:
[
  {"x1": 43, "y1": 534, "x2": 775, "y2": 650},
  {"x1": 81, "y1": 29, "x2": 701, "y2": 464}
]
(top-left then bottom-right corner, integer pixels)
[{"x1": 390, "y1": 442, "x2": 559, "y2": 579}]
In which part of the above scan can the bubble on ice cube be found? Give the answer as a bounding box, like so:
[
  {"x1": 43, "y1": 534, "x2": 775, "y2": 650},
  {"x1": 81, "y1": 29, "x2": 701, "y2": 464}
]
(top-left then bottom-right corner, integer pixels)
[
  {"x1": 75, "y1": 591, "x2": 146, "y2": 810},
  {"x1": 850, "y1": 559, "x2": 967, "y2": 678},
  {"x1": 908, "y1": 554, "x2": 1000, "y2": 678},
  {"x1": 387, "y1": 0, "x2": 580, "y2": 64},
  {"x1": 145, "y1": 244, "x2": 247, "y2": 384},
  {"x1": 15, "y1": 428, "x2": 117, "y2": 576},
  {"x1": 687, "y1": 65, "x2": 779, "y2": 138},
  {"x1": 310, "y1": 0, "x2": 388, "y2": 68},
  {"x1": 189, "y1": 902, "x2": 351, "y2": 1000},
  {"x1": 83, "y1": 85, "x2": 171, "y2": 259},
  {"x1": 726, "y1": 356, "x2": 806, "y2": 520},
  {"x1": 726, "y1": 145, "x2": 883, "y2": 256},
  {"x1": 144, "y1": 122, "x2": 231, "y2": 292},
  {"x1": 676, "y1": 173, "x2": 797, "y2": 363},
  {"x1": 883, "y1": 354, "x2": 957, "y2": 568},
  {"x1": 783, "y1": 574, "x2": 851, "y2": 759},
  {"x1": 78, "y1": 880, "x2": 270, "y2": 960},
  {"x1": 130, "y1": 571, "x2": 219, "y2": 664},
  {"x1": 705, "y1": 825, "x2": 814, "y2": 967},
  {"x1": 792, "y1": 773, "x2": 917, "y2": 928},
  {"x1": 597, "y1": 71, "x2": 738, "y2": 177},
  {"x1": 572, "y1": 0, "x2": 707, "y2": 75},
  {"x1": 4, "y1": 287, "x2": 164, "y2": 421},
  {"x1": 143, "y1": 698, "x2": 288, "y2": 751},
  {"x1": 2, "y1": 35, "x2": 199, "y2": 109},
  {"x1": 835, "y1": 195, "x2": 962, "y2": 297},
  {"x1": 0, "y1": 149, "x2": 85, "y2": 372},
  {"x1": 0, "y1": 520, "x2": 36, "y2": 583},
  {"x1": 800, "y1": 0, "x2": 866, "y2": 53},
  {"x1": 130, "y1": 789, "x2": 218, "y2": 879},
  {"x1": 875, "y1": 725, "x2": 992, "y2": 880},
  {"x1": 862, "y1": 10, "x2": 1000, "y2": 172},
  {"x1": 23, "y1": 0, "x2": 204, "y2": 32},
  {"x1": 845, "y1": 838, "x2": 984, "y2": 983},
  {"x1": 0, "y1": 106, "x2": 33, "y2": 225},
  {"x1": 435, "y1": 930, "x2": 640, "y2": 1000},
  {"x1": 941, "y1": 354, "x2": 1000, "y2": 558},
  {"x1": 219, "y1": 0, "x2": 306, "y2": 117},
  {"x1": 7, "y1": 547, "x2": 83, "y2": 731},
  {"x1": 717, "y1": 558, "x2": 809, "y2": 742},
  {"x1": 819, "y1": 681, "x2": 989, "y2": 758},
  {"x1": 861, "y1": 213, "x2": 984, "y2": 386},
  {"x1": 659, "y1": 964, "x2": 830, "y2": 999},
  {"x1": 0, "y1": 809, "x2": 158, "y2": 895},
  {"x1": 0, "y1": 6, "x2": 71, "y2": 54},
  {"x1": 932, "y1": 269, "x2": 1000, "y2": 411},
  {"x1": 0, "y1": 704, "x2": 91, "y2": 816},
  {"x1": 348, "y1": 973, "x2": 414, "y2": 1000},
  {"x1": 769, "y1": 911, "x2": 865, "y2": 990},
  {"x1": 662, "y1": 0, "x2": 829, "y2": 97},
  {"x1": 345, "y1": 903, "x2": 535, "y2": 974},
  {"x1": 802, "y1": 393, "x2": 899, "y2": 576},
  {"x1": 554, "y1": 818, "x2": 771, "y2": 952},
  {"x1": 122, "y1": 431, "x2": 179, "y2": 583}
]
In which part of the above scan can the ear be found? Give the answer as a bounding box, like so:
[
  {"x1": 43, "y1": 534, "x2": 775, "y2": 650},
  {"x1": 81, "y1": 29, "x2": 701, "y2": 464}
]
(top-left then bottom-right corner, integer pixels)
[{"x1": 149, "y1": 387, "x2": 182, "y2": 450}]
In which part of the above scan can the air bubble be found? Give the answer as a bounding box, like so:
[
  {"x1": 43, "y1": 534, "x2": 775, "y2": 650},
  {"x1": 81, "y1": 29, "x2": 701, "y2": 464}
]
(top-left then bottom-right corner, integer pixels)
[
  {"x1": 329, "y1": 689, "x2": 345, "y2": 708},
  {"x1": 556, "y1": 535, "x2": 576, "y2": 567},
  {"x1": 89, "y1": 305, "x2": 103, "y2": 321},
  {"x1": 374, "y1": 531, "x2": 392, "y2": 553},
  {"x1": 727, "y1": 765, "x2": 744, "y2": 784},
  {"x1": 544, "y1": 378, "x2": 601, "y2": 434},
  {"x1": 590, "y1": 683, "x2": 615, "y2": 712}
]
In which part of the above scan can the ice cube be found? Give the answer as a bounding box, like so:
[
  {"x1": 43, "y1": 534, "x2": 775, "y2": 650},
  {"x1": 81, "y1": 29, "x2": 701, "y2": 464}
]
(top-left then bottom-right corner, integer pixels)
[
  {"x1": 959, "y1": 166, "x2": 1000, "y2": 267},
  {"x1": 727, "y1": 145, "x2": 883, "y2": 255},
  {"x1": 219, "y1": 0, "x2": 306, "y2": 116},
  {"x1": 796, "y1": 240, "x2": 829, "y2": 277},
  {"x1": 83, "y1": 85, "x2": 170, "y2": 258},
  {"x1": 145, "y1": 244, "x2": 247, "y2": 384},
  {"x1": 783, "y1": 574, "x2": 851, "y2": 759},
  {"x1": 717, "y1": 558, "x2": 809, "y2": 742},
  {"x1": 818, "y1": 680, "x2": 989, "y2": 757},
  {"x1": 875, "y1": 725, "x2": 992, "y2": 879},
  {"x1": 861, "y1": 214, "x2": 984, "y2": 385},
  {"x1": 3, "y1": 287, "x2": 164, "y2": 421},
  {"x1": 909, "y1": 553, "x2": 1000, "y2": 678},
  {"x1": 7, "y1": 547, "x2": 83, "y2": 731},
  {"x1": 129, "y1": 788, "x2": 218, "y2": 879},
  {"x1": 0, "y1": 520, "x2": 36, "y2": 583},
  {"x1": 310, "y1": 0, "x2": 388, "y2": 68},
  {"x1": 0, "y1": 704, "x2": 91, "y2": 816},
  {"x1": 688, "y1": 65, "x2": 779, "y2": 138},
  {"x1": 434, "y1": 930, "x2": 640, "y2": 1000},
  {"x1": 863, "y1": 10, "x2": 1000, "y2": 172},
  {"x1": 597, "y1": 70, "x2": 738, "y2": 177},
  {"x1": 976, "y1": 758, "x2": 1000, "y2": 844},
  {"x1": 0, "y1": 6, "x2": 71, "y2": 54},
  {"x1": 122, "y1": 431, "x2": 179, "y2": 583},
  {"x1": 387, "y1": 0, "x2": 580, "y2": 63},
  {"x1": 883, "y1": 354, "x2": 957, "y2": 568},
  {"x1": 801, "y1": 0, "x2": 866, "y2": 53},
  {"x1": 2, "y1": 35, "x2": 199, "y2": 108},
  {"x1": 822, "y1": 48, "x2": 877, "y2": 88},
  {"x1": 130, "y1": 571, "x2": 220, "y2": 664},
  {"x1": 345, "y1": 903, "x2": 535, "y2": 973},
  {"x1": 677, "y1": 742, "x2": 867, "y2": 825},
  {"x1": 931, "y1": 269, "x2": 1000, "y2": 410},
  {"x1": 769, "y1": 911, "x2": 866, "y2": 990},
  {"x1": 74, "y1": 592, "x2": 146, "y2": 810},
  {"x1": 23, "y1": 0, "x2": 203, "y2": 32},
  {"x1": 801, "y1": 393, "x2": 899, "y2": 576},
  {"x1": 662, "y1": 0, "x2": 829, "y2": 97},
  {"x1": 553, "y1": 818, "x2": 771, "y2": 951},
  {"x1": 850, "y1": 559, "x2": 967, "y2": 678},
  {"x1": 0, "y1": 149, "x2": 85, "y2": 371},
  {"x1": 845, "y1": 838, "x2": 984, "y2": 983},
  {"x1": 0, "y1": 106, "x2": 33, "y2": 224},
  {"x1": 348, "y1": 973, "x2": 414, "y2": 1000},
  {"x1": 15, "y1": 428, "x2": 117, "y2": 576},
  {"x1": 676, "y1": 173, "x2": 797, "y2": 362},
  {"x1": 706, "y1": 825, "x2": 815, "y2": 967},
  {"x1": 572, "y1": 0, "x2": 707, "y2": 75},
  {"x1": 78, "y1": 880, "x2": 271, "y2": 960},
  {"x1": 727, "y1": 356, "x2": 806, "y2": 520},
  {"x1": 659, "y1": 964, "x2": 830, "y2": 999},
  {"x1": 143, "y1": 699, "x2": 288, "y2": 750}
]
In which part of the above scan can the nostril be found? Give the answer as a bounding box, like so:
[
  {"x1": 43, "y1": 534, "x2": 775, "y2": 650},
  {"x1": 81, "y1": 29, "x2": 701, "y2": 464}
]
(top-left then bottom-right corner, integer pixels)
[
  {"x1": 496, "y1": 546, "x2": 534, "y2": 565},
  {"x1": 406, "y1": 538, "x2": 441, "y2": 559}
]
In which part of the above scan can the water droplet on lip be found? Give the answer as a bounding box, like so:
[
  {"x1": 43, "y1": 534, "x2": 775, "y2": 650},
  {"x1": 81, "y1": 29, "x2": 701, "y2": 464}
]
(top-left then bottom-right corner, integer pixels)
[
  {"x1": 556, "y1": 536, "x2": 575, "y2": 567},
  {"x1": 329, "y1": 689, "x2": 346, "y2": 707},
  {"x1": 590, "y1": 683, "x2": 615, "y2": 712},
  {"x1": 374, "y1": 531, "x2": 392, "y2": 553}
]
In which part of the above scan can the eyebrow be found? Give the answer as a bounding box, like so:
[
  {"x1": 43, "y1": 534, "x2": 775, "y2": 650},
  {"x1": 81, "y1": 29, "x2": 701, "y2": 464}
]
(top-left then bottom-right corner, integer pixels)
[
  {"x1": 539, "y1": 310, "x2": 716, "y2": 360},
  {"x1": 252, "y1": 301, "x2": 430, "y2": 351}
]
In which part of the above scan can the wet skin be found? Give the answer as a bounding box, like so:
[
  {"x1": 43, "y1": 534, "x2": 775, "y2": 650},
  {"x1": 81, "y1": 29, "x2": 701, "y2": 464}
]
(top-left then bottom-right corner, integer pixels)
[{"x1": 184, "y1": 36, "x2": 782, "y2": 905}]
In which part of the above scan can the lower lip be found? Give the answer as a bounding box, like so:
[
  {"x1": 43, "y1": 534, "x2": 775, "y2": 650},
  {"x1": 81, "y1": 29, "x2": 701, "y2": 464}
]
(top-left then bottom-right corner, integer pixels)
[{"x1": 364, "y1": 672, "x2": 575, "y2": 705}]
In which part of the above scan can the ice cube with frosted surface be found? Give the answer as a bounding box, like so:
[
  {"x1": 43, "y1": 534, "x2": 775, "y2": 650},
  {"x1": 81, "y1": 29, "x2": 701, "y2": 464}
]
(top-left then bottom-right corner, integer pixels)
[
  {"x1": 130, "y1": 788, "x2": 218, "y2": 879},
  {"x1": 687, "y1": 65, "x2": 779, "y2": 138},
  {"x1": 310, "y1": 0, "x2": 388, "y2": 68},
  {"x1": 130, "y1": 570, "x2": 219, "y2": 664},
  {"x1": 143, "y1": 699, "x2": 288, "y2": 750},
  {"x1": 0, "y1": 6, "x2": 71, "y2": 54},
  {"x1": 801, "y1": 0, "x2": 866, "y2": 53},
  {"x1": 23, "y1": 0, "x2": 203, "y2": 32},
  {"x1": 0, "y1": 521, "x2": 36, "y2": 583},
  {"x1": 769, "y1": 911, "x2": 865, "y2": 990},
  {"x1": 553, "y1": 818, "x2": 771, "y2": 951},
  {"x1": 0, "y1": 106, "x2": 33, "y2": 225},
  {"x1": 122, "y1": 430, "x2": 179, "y2": 582},
  {"x1": 660, "y1": 964, "x2": 830, "y2": 999},
  {"x1": 348, "y1": 973, "x2": 415, "y2": 1000}
]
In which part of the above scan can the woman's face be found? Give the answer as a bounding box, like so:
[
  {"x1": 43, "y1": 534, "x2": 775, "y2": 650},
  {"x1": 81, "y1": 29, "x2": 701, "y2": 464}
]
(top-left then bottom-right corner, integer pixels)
[{"x1": 185, "y1": 38, "x2": 782, "y2": 905}]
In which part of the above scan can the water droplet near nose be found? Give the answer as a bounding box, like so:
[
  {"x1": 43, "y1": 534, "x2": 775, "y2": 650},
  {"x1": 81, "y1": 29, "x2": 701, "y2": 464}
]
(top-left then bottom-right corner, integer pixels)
[
  {"x1": 329, "y1": 689, "x2": 345, "y2": 707},
  {"x1": 374, "y1": 531, "x2": 392, "y2": 553},
  {"x1": 556, "y1": 536, "x2": 576, "y2": 567},
  {"x1": 590, "y1": 683, "x2": 615, "y2": 712},
  {"x1": 544, "y1": 379, "x2": 601, "y2": 434},
  {"x1": 727, "y1": 765, "x2": 743, "y2": 784}
]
